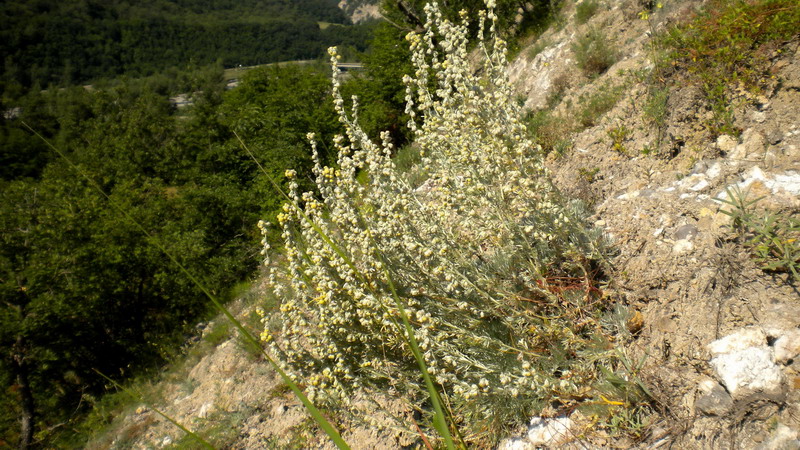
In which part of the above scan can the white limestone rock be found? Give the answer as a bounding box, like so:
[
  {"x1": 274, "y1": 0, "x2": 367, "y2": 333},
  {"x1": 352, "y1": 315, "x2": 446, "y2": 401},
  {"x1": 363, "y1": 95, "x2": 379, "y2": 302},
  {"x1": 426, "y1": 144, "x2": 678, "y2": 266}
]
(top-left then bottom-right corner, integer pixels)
[
  {"x1": 707, "y1": 327, "x2": 766, "y2": 356},
  {"x1": 527, "y1": 416, "x2": 574, "y2": 446},
  {"x1": 773, "y1": 329, "x2": 800, "y2": 365},
  {"x1": 707, "y1": 328, "x2": 785, "y2": 400}
]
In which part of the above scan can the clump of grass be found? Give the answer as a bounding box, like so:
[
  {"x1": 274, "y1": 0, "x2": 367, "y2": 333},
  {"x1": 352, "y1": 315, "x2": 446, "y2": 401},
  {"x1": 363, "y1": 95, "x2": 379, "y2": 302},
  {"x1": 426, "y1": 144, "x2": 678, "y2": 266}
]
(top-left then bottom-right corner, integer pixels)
[
  {"x1": 577, "y1": 82, "x2": 626, "y2": 128},
  {"x1": 576, "y1": 0, "x2": 601, "y2": 24},
  {"x1": 258, "y1": 3, "x2": 614, "y2": 445},
  {"x1": 526, "y1": 109, "x2": 575, "y2": 154},
  {"x1": 578, "y1": 167, "x2": 600, "y2": 182},
  {"x1": 203, "y1": 321, "x2": 232, "y2": 347},
  {"x1": 716, "y1": 186, "x2": 800, "y2": 282},
  {"x1": 643, "y1": 86, "x2": 669, "y2": 129},
  {"x1": 572, "y1": 28, "x2": 619, "y2": 77}
]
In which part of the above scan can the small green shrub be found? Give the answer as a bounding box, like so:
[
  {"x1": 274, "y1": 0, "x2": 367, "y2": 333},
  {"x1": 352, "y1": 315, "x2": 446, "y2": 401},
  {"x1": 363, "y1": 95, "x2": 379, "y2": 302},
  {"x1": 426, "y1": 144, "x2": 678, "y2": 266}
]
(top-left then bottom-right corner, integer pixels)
[
  {"x1": 572, "y1": 28, "x2": 619, "y2": 77},
  {"x1": 203, "y1": 321, "x2": 232, "y2": 347},
  {"x1": 607, "y1": 124, "x2": 631, "y2": 154},
  {"x1": 576, "y1": 0, "x2": 601, "y2": 24},
  {"x1": 526, "y1": 109, "x2": 576, "y2": 154},
  {"x1": 704, "y1": 79, "x2": 739, "y2": 137},
  {"x1": 716, "y1": 186, "x2": 800, "y2": 282},
  {"x1": 643, "y1": 86, "x2": 669, "y2": 129},
  {"x1": 578, "y1": 167, "x2": 600, "y2": 182},
  {"x1": 392, "y1": 143, "x2": 422, "y2": 173}
]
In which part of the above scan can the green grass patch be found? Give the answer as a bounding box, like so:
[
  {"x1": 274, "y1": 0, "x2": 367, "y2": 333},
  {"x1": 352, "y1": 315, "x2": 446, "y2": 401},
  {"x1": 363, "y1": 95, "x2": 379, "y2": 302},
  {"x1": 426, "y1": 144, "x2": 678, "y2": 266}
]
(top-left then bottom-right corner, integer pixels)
[
  {"x1": 717, "y1": 186, "x2": 800, "y2": 282},
  {"x1": 526, "y1": 109, "x2": 576, "y2": 154},
  {"x1": 577, "y1": 82, "x2": 626, "y2": 128},
  {"x1": 572, "y1": 28, "x2": 619, "y2": 77},
  {"x1": 660, "y1": 0, "x2": 800, "y2": 136}
]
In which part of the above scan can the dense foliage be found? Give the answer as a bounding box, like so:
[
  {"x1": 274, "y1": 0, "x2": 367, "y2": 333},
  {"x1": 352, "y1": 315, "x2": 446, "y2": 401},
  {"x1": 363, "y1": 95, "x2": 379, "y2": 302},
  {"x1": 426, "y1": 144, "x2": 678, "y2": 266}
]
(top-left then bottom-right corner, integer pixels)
[
  {"x1": 0, "y1": 62, "x2": 349, "y2": 447},
  {"x1": 260, "y1": 4, "x2": 610, "y2": 444},
  {"x1": 0, "y1": 0, "x2": 374, "y2": 92}
]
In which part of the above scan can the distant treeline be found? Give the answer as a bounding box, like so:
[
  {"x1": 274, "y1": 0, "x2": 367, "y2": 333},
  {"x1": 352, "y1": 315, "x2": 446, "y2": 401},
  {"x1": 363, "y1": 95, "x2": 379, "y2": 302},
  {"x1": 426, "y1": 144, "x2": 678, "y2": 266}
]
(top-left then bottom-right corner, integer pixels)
[{"x1": 1, "y1": 0, "x2": 376, "y2": 90}]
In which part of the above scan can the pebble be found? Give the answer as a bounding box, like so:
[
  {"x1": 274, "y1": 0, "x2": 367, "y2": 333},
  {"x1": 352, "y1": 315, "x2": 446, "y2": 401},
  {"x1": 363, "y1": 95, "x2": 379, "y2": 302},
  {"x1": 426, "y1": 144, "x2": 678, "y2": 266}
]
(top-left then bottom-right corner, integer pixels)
[
  {"x1": 672, "y1": 239, "x2": 694, "y2": 254},
  {"x1": 774, "y1": 329, "x2": 800, "y2": 365},
  {"x1": 717, "y1": 134, "x2": 738, "y2": 153},
  {"x1": 695, "y1": 378, "x2": 733, "y2": 416},
  {"x1": 674, "y1": 224, "x2": 698, "y2": 241}
]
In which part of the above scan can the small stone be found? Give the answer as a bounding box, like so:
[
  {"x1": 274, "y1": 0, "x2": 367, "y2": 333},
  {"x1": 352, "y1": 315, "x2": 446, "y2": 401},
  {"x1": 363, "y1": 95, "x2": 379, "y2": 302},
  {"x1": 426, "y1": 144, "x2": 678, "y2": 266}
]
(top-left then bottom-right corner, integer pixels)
[
  {"x1": 695, "y1": 378, "x2": 733, "y2": 416},
  {"x1": 527, "y1": 417, "x2": 574, "y2": 446},
  {"x1": 689, "y1": 179, "x2": 710, "y2": 191},
  {"x1": 653, "y1": 316, "x2": 677, "y2": 333},
  {"x1": 709, "y1": 346, "x2": 785, "y2": 400},
  {"x1": 677, "y1": 174, "x2": 707, "y2": 191},
  {"x1": 198, "y1": 402, "x2": 213, "y2": 419},
  {"x1": 706, "y1": 162, "x2": 722, "y2": 179},
  {"x1": 773, "y1": 329, "x2": 800, "y2": 364},
  {"x1": 768, "y1": 130, "x2": 783, "y2": 145},
  {"x1": 674, "y1": 224, "x2": 698, "y2": 241},
  {"x1": 730, "y1": 129, "x2": 767, "y2": 160},
  {"x1": 717, "y1": 134, "x2": 738, "y2": 153},
  {"x1": 751, "y1": 110, "x2": 767, "y2": 123}
]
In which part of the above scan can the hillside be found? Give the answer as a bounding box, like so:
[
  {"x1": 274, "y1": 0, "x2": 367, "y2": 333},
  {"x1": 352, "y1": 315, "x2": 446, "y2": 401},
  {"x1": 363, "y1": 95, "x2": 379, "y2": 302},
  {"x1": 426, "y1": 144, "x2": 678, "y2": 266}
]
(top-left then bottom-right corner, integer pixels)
[
  {"x1": 79, "y1": 0, "x2": 799, "y2": 448},
  {"x1": 0, "y1": 0, "x2": 370, "y2": 90}
]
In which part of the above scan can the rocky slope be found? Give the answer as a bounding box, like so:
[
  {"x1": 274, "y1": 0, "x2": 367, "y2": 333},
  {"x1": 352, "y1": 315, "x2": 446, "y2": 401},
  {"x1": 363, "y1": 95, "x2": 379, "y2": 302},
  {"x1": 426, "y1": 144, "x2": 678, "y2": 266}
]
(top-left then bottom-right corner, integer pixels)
[
  {"x1": 504, "y1": 0, "x2": 800, "y2": 447},
  {"x1": 90, "y1": 0, "x2": 799, "y2": 448}
]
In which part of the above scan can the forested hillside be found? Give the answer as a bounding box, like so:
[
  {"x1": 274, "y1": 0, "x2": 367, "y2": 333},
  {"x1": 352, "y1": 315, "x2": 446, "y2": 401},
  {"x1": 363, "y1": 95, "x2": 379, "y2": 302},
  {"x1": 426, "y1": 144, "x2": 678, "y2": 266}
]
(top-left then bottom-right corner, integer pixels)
[
  {"x1": 0, "y1": 61, "x2": 356, "y2": 447},
  {"x1": 0, "y1": 0, "x2": 374, "y2": 92},
  {"x1": 0, "y1": 0, "x2": 400, "y2": 446}
]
